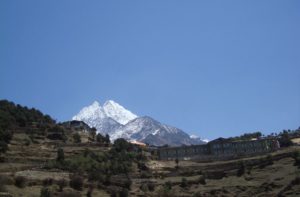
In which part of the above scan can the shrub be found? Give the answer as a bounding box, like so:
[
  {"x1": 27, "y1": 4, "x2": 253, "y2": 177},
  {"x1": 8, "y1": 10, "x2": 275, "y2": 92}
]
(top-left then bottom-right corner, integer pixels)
[
  {"x1": 175, "y1": 158, "x2": 179, "y2": 169},
  {"x1": 124, "y1": 178, "x2": 132, "y2": 190},
  {"x1": 247, "y1": 165, "x2": 253, "y2": 175},
  {"x1": 58, "y1": 191, "x2": 81, "y2": 197},
  {"x1": 266, "y1": 154, "x2": 274, "y2": 165},
  {"x1": 43, "y1": 178, "x2": 53, "y2": 186},
  {"x1": 137, "y1": 162, "x2": 148, "y2": 171},
  {"x1": 110, "y1": 190, "x2": 117, "y2": 197},
  {"x1": 293, "y1": 151, "x2": 300, "y2": 167},
  {"x1": 198, "y1": 175, "x2": 206, "y2": 185},
  {"x1": 0, "y1": 174, "x2": 14, "y2": 185},
  {"x1": 73, "y1": 133, "x2": 81, "y2": 143},
  {"x1": 40, "y1": 187, "x2": 51, "y2": 197},
  {"x1": 56, "y1": 148, "x2": 65, "y2": 162},
  {"x1": 180, "y1": 178, "x2": 188, "y2": 188},
  {"x1": 69, "y1": 175, "x2": 83, "y2": 191},
  {"x1": 86, "y1": 184, "x2": 94, "y2": 197},
  {"x1": 156, "y1": 186, "x2": 175, "y2": 197},
  {"x1": 140, "y1": 183, "x2": 148, "y2": 192},
  {"x1": 24, "y1": 137, "x2": 31, "y2": 146},
  {"x1": 15, "y1": 176, "x2": 26, "y2": 188},
  {"x1": 291, "y1": 176, "x2": 300, "y2": 185},
  {"x1": 164, "y1": 181, "x2": 172, "y2": 190},
  {"x1": 0, "y1": 141, "x2": 8, "y2": 153},
  {"x1": 140, "y1": 171, "x2": 152, "y2": 178},
  {"x1": 147, "y1": 182, "x2": 155, "y2": 191},
  {"x1": 113, "y1": 138, "x2": 132, "y2": 152},
  {"x1": 237, "y1": 162, "x2": 245, "y2": 177},
  {"x1": 0, "y1": 175, "x2": 13, "y2": 192},
  {"x1": 57, "y1": 179, "x2": 67, "y2": 192},
  {"x1": 119, "y1": 188, "x2": 129, "y2": 197}
]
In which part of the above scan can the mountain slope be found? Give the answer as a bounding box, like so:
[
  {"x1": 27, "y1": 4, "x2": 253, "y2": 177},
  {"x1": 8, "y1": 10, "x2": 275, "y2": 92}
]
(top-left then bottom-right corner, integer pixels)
[{"x1": 111, "y1": 116, "x2": 205, "y2": 146}]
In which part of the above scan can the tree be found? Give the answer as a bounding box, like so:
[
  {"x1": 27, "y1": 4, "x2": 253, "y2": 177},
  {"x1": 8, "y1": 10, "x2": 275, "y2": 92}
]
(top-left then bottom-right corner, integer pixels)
[
  {"x1": 56, "y1": 148, "x2": 64, "y2": 162},
  {"x1": 180, "y1": 178, "x2": 188, "y2": 188},
  {"x1": 69, "y1": 175, "x2": 83, "y2": 191},
  {"x1": 57, "y1": 179, "x2": 66, "y2": 192},
  {"x1": 96, "y1": 133, "x2": 105, "y2": 144},
  {"x1": 113, "y1": 138, "x2": 132, "y2": 152},
  {"x1": 40, "y1": 187, "x2": 51, "y2": 197},
  {"x1": 73, "y1": 133, "x2": 81, "y2": 143},
  {"x1": 105, "y1": 134, "x2": 110, "y2": 144},
  {"x1": 175, "y1": 158, "x2": 179, "y2": 169},
  {"x1": 278, "y1": 131, "x2": 293, "y2": 147},
  {"x1": 90, "y1": 128, "x2": 97, "y2": 142},
  {"x1": 237, "y1": 161, "x2": 245, "y2": 177}
]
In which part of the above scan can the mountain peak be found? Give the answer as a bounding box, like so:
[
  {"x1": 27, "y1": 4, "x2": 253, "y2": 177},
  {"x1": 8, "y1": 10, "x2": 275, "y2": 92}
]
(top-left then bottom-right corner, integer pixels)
[
  {"x1": 103, "y1": 100, "x2": 137, "y2": 125},
  {"x1": 104, "y1": 100, "x2": 117, "y2": 106},
  {"x1": 91, "y1": 100, "x2": 100, "y2": 107},
  {"x1": 73, "y1": 99, "x2": 138, "y2": 126}
]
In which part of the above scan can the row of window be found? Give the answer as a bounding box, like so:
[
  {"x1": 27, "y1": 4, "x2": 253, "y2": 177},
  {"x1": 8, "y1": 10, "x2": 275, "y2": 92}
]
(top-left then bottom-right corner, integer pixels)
[{"x1": 160, "y1": 140, "x2": 274, "y2": 157}]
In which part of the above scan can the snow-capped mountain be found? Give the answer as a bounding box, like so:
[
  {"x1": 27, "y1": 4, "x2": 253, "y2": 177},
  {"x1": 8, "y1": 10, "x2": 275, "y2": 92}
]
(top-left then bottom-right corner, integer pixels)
[
  {"x1": 72, "y1": 100, "x2": 206, "y2": 146},
  {"x1": 113, "y1": 116, "x2": 205, "y2": 146},
  {"x1": 72, "y1": 100, "x2": 136, "y2": 134},
  {"x1": 103, "y1": 100, "x2": 137, "y2": 125}
]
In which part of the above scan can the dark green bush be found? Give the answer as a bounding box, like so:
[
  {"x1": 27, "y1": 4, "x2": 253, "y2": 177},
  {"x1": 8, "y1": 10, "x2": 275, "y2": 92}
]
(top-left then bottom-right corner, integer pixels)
[
  {"x1": 180, "y1": 177, "x2": 188, "y2": 188},
  {"x1": 164, "y1": 181, "x2": 172, "y2": 190},
  {"x1": 198, "y1": 176, "x2": 206, "y2": 185},
  {"x1": 140, "y1": 183, "x2": 148, "y2": 192},
  {"x1": 73, "y1": 133, "x2": 81, "y2": 143},
  {"x1": 56, "y1": 148, "x2": 65, "y2": 162},
  {"x1": 293, "y1": 151, "x2": 300, "y2": 167},
  {"x1": 40, "y1": 187, "x2": 51, "y2": 197},
  {"x1": 147, "y1": 182, "x2": 155, "y2": 191},
  {"x1": 237, "y1": 162, "x2": 245, "y2": 177},
  {"x1": 15, "y1": 176, "x2": 26, "y2": 188},
  {"x1": 42, "y1": 178, "x2": 53, "y2": 186},
  {"x1": 58, "y1": 191, "x2": 81, "y2": 197},
  {"x1": 57, "y1": 179, "x2": 66, "y2": 192},
  {"x1": 119, "y1": 188, "x2": 129, "y2": 197},
  {"x1": 69, "y1": 175, "x2": 83, "y2": 191}
]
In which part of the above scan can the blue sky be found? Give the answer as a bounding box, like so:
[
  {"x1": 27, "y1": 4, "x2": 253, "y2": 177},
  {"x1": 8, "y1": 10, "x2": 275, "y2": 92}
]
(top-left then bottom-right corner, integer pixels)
[{"x1": 1, "y1": 1, "x2": 299, "y2": 140}]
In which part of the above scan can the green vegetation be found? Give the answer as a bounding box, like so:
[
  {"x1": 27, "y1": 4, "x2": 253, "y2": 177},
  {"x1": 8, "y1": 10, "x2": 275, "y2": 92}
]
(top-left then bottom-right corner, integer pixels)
[
  {"x1": 15, "y1": 176, "x2": 27, "y2": 188},
  {"x1": 96, "y1": 133, "x2": 110, "y2": 145},
  {"x1": 69, "y1": 174, "x2": 84, "y2": 191},
  {"x1": 40, "y1": 187, "x2": 51, "y2": 197},
  {"x1": 278, "y1": 130, "x2": 293, "y2": 147},
  {"x1": 293, "y1": 151, "x2": 300, "y2": 167},
  {"x1": 57, "y1": 148, "x2": 65, "y2": 162},
  {"x1": 0, "y1": 100, "x2": 55, "y2": 153},
  {"x1": 73, "y1": 133, "x2": 81, "y2": 143},
  {"x1": 90, "y1": 127, "x2": 97, "y2": 141},
  {"x1": 237, "y1": 161, "x2": 245, "y2": 177},
  {"x1": 180, "y1": 177, "x2": 188, "y2": 188},
  {"x1": 175, "y1": 158, "x2": 179, "y2": 169}
]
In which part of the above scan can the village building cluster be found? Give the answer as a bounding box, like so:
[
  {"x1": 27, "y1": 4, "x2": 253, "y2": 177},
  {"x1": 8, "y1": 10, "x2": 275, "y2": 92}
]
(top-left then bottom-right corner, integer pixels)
[{"x1": 157, "y1": 137, "x2": 280, "y2": 161}]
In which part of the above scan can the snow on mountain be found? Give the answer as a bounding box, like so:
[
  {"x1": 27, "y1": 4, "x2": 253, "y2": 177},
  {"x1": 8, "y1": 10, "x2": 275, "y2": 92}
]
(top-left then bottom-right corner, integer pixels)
[
  {"x1": 103, "y1": 100, "x2": 137, "y2": 125},
  {"x1": 190, "y1": 134, "x2": 210, "y2": 143},
  {"x1": 72, "y1": 100, "x2": 136, "y2": 134},
  {"x1": 111, "y1": 116, "x2": 204, "y2": 146},
  {"x1": 72, "y1": 100, "x2": 206, "y2": 146}
]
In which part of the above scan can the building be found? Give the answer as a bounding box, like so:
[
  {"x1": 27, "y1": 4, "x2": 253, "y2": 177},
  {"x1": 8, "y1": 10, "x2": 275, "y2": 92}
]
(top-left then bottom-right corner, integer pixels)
[{"x1": 158, "y1": 138, "x2": 280, "y2": 161}]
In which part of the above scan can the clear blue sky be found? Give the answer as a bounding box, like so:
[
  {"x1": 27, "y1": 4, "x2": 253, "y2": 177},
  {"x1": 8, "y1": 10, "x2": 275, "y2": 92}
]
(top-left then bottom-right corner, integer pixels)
[{"x1": 1, "y1": 1, "x2": 299, "y2": 140}]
